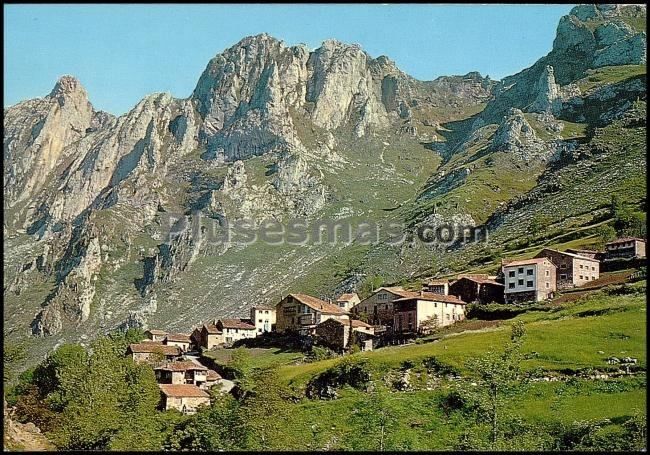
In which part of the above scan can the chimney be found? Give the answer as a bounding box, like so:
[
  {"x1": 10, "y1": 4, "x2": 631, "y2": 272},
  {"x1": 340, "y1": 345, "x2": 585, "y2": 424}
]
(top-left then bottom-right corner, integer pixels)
[{"x1": 419, "y1": 290, "x2": 424, "y2": 297}]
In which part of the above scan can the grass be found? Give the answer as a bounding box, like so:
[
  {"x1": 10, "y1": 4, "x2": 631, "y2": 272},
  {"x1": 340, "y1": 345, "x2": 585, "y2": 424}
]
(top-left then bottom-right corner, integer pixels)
[
  {"x1": 278, "y1": 292, "x2": 646, "y2": 386},
  {"x1": 576, "y1": 65, "x2": 646, "y2": 93},
  {"x1": 203, "y1": 347, "x2": 304, "y2": 369}
]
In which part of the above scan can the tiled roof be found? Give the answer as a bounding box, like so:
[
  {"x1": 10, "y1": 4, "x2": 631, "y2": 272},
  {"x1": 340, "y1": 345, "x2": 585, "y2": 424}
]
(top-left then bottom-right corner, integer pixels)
[
  {"x1": 377, "y1": 286, "x2": 414, "y2": 298},
  {"x1": 128, "y1": 343, "x2": 181, "y2": 355},
  {"x1": 337, "y1": 293, "x2": 359, "y2": 301},
  {"x1": 146, "y1": 329, "x2": 167, "y2": 335},
  {"x1": 454, "y1": 276, "x2": 504, "y2": 286},
  {"x1": 393, "y1": 292, "x2": 466, "y2": 305},
  {"x1": 155, "y1": 361, "x2": 208, "y2": 372},
  {"x1": 502, "y1": 257, "x2": 554, "y2": 267},
  {"x1": 536, "y1": 248, "x2": 600, "y2": 263},
  {"x1": 350, "y1": 319, "x2": 373, "y2": 329},
  {"x1": 159, "y1": 384, "x2": 209, "y2": 398},
  {"x1": 218, "y1": 318, "x2": 256, "y2": 330},
  {"x1": 425, "y1": 280, "x2": 449, "y2": 285},
  {"x1": 206, "y1": 369, "x2": 222, "y2": 381},
  {"x1": 165, "y1": 333, "x2": 191, "y2": 343},
  {"x1": 288, "y1": 293, "x2": 348, "y2": 315},
  {"x1": 202, "y1": 323, "x2": 222, "y2": 334},
  {"x1": 606, "y1": 237, "x2": 645, "y2": 244}
]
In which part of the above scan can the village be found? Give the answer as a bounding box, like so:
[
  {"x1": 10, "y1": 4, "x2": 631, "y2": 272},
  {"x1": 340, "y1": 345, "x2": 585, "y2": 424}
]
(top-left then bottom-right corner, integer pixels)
[{"x1": 125, "y1": 237, "x2": 646, "y2": 414}]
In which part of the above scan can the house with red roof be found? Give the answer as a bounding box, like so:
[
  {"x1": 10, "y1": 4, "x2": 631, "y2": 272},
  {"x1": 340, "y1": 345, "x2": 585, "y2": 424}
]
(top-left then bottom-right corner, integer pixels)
[{"x1": 275, "y1": 293, "x2": 350, "y2": 335}]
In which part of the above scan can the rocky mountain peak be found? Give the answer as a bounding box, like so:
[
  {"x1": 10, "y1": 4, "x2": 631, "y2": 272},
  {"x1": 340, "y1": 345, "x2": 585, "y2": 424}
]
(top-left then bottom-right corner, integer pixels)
[{"x1": 49, "y1": 75, "x2": 84, "y2": 96}]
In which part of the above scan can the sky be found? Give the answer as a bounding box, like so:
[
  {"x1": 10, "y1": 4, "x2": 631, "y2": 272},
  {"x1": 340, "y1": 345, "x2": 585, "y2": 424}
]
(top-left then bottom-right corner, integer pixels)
[{"x1": 4, "y1": 4, "x2": 575, "y2": 115}]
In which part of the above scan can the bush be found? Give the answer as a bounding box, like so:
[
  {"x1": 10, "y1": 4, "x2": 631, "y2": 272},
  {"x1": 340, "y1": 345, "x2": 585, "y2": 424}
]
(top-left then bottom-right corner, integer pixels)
[
  {"x1": 306, "y1": 358, "x2": 373, "y2": 399},
  {"x1": 305, "y1": 345, "x2": 336, "y2": 363},
  {"x1": 422, "y1": 356, "x2": 460, "y2": 377}
]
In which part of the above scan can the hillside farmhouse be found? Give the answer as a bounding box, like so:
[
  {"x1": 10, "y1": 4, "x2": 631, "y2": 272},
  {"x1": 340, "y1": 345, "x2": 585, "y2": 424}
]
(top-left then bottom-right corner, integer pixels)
[
  {"x1": 335, "y1": 293, "x2": 361, "y2": 311},
  {"x1": 449, "y1": 276, "x2": 505, "y2": 304},
  {"x1": 315, "y1": 318, "x2": 376, "y2": 352},
  {"x1": 392, "y1": 292, "x2": 467, "y2": 334},
  {"x1": 605, "y1": 237, "x2": 646, "y2": 260},
  {"x1": 127, "y1": 343, "x2": 181, "y2": 364},
  {"x1": 250, "y1": 305, "x2": 276, "y2": 334},
  {"x1": 423, "y1": 280, "x2": 449, "y2": 296},
  {"x1": 163, "y1": 333, "x2": 192, "y2": 352},
  {"x1": 144, "y1": 329, "x2": 168, "y2": 342},
  {"x1": 154, "y1": 361, "x2": 208, "y2": 387},
  {"x1": 534, "y1": 248, "x2": 600, "y2": 289},
  {"x1": 275, "y1": 293, "x2": 349, "y2": 335},
  {"x1": 191, "y1": 323, "x2": 223, "y2": 350},
  {"x1": 351, "y1": 287, "x2": 415, "y2": 326},
  {"x1": 158, "y1": 384, "x2": 210, "y2": 414},
  {"x1": 502, "y1": 258, "x2": 556, "y2": 303},
  {"x1": 215, "y1": 319, "x2": 257, "y2": 344}
]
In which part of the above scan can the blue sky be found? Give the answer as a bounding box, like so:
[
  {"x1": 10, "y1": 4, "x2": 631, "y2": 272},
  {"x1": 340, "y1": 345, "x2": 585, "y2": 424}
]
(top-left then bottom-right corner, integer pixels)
[{"x1": 4, "y1": 4, "x2": 575, "y2": 115}]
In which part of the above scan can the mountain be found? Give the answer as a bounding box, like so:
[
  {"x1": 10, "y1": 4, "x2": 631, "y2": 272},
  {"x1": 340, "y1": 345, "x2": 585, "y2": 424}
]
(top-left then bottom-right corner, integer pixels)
[{"x1": 3, "y1": 4, "x2": 646, "y2": 364}]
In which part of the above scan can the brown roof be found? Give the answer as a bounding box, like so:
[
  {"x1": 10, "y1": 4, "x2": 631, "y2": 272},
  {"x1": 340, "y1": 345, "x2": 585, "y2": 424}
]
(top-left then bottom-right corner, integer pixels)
[
  {"x1": 502, "y1": 257, "x2": 555, "y2": 267},
  {"x1": 606, "y1": 237, "x2": 645, "y2": 244},
  {"x1": 336, "y1": 293, "x2": 359, "y2": 301},
  {"x1": 393, "y1": 292, "x2": 466, "y2": 305},
  {"x1": 350, "y1": 319, "x2": 373, "y2": 329},
  {"x1": 206, "y1": 369, "x2": 222, "y2": 380},
  {"x1": 145, "y1": 329, "x2": 167, "y2": 336},
  {"x1": 377, "y1": 286, "x2": 414, "y2": 298},
  {"x1": 425, "y1": 280, "x2": 449, "y2": 285},
  {"x1": 159, "y1": 384, "x2": 209, "y2": 398},
  {"x1": 202, "y1": 323, "x2": 222, "y2": 334},
  {"x1": 454, "y1": 276, "x2": 504, "y2": 286},
  {"x1": 288, "y1": 293, "x2": 348, "y2": 315},
  {"x1": 165, "y1": 333, "x2": 191, "y2": 343},
  {"x1": 155, "y1": 361, "x2": 208, "y2": 372},
  {"x1": 536, "y1": 248, "x2": 600, "y2": 263},
  {"x1": 218, "y1": 318, "x2": 256, "y2": 330},
  {"x1": 128, "y1": 343, "x2": 181, "y2": 355},
  {"x1": 251, "y1": 305, "x2": 275, "y2": 311}
]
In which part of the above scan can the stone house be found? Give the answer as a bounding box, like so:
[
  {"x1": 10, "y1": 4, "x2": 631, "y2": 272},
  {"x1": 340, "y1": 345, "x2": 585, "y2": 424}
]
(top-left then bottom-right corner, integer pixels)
[
  {"x1": 534, "y1": 248, "x2": 600, "y2": 289},
  {"x1": 351, "y1": 287, "x2": 415, "y2": 327},
  {"x1": 163, "y1": 333, "x2": 192, "y2": 352},
  {"x1": 215, "y1": 319, "x2": 257, "y2": 344},
  {"x1": 191, "y1": 323, "x2": 223, "y2": 350},
  {"x1": 502, "y1": 258, "x2": 556, "y2": 303},
  {"x1": 448, "y1": 276, "x2": 505, "y2": 304},
  {"x1": 144, "y1": 329, "x2": 168, "y2": 342},
  {"x1": 154, "y1": 361, "x2": 208, "y2": 387},
  {"x1": 315, "y1": 318, "x2": 375, "y2": 352},
  {"x1": 604, "y1": 237, "x2": 646, "y2": 260},
  {"x1": 127, "y1": 343, "x2": 181, "y2": 364},
  {"x1": 335, "y1": 293, "x2": 361, "y2": 311},
  {"x1": 158, "y1": 384, "x2": 210, "y2": 414},
  {"x1": 392, "y1": 292, "x2": 467, "y2": 334},
  {"x1": 204, "y1": 370, "x2": 223, "y2": 390},
  {"x1": 250, "y1": 305, "x2": 276, "y2": 334},
  {"x1": 275, "y1": 293, "x2": 349, "y2": 335}
]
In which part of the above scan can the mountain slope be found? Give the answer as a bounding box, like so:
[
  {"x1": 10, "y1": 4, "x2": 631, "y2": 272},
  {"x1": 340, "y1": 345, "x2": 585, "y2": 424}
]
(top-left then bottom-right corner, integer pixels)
[{"x1": 3, "y1": 4, "x2": 646, "y2": 366}]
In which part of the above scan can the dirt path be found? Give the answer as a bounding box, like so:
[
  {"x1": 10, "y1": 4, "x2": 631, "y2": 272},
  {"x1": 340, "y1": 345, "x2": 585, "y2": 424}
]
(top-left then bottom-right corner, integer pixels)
[{"x1": 4, "y1": 417, "x2": 54, "y2": 451}]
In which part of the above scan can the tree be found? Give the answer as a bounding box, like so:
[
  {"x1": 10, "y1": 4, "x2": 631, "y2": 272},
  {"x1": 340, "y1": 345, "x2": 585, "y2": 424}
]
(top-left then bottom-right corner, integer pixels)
[
  {"x1": 3, "y1": 335, "x2": 25, "y2": 384},
  {"x1": 239, "y1": 368, "x2": 293, "y2": 450},
  {"x1": 464, "y1": 321, "x2": 527, "y2": 448},
  {"x1": 348, "y1": 384, "x2": 398, "y2": 451},
  {"x1": 595, "y1": 224, "x2": 617, "y2": 247},
  {"x1": 228, "y1": 348, "x2": 254, "y2": 399}
]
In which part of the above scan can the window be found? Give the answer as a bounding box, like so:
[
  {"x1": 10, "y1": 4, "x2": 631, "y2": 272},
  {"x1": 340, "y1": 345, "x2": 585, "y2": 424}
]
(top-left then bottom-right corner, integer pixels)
[
  {"x1": 509, "y1": 283, "x2": 515, "y2": 289},
  {"x1": 592, "y1": 276, "x2": 595, "y2": 280},
  {"x1": 265, "y1": 310, "x2": 269, "y2": 314},
  {"x1": 518, "y1": 267, "x2": 524, "y2": 274},
  {"x1": 446, "y1": 314, "x2": 450, "y2": 320},
  {"x1": 434, "y1": 302, "x2": 438, "y2": 308},
  {"x1": 560, "y1": 274, "x2": 567, "y2": 279},
  {"x1": 509, "y1": 271, "x2": 516, "y2": 278},
  {"x1": 579, "y1": 275, "x2": 583, "y2": 280},
  {"x1": 526, "y1": 269, "x2": 534, "y2": 275},
  {"x1": 258, "y1": 329, "x2": 262, "y2": 333},
  {"x1": 526, "y1": 281, "x2": 534, "y2": 288},
  {"x1": 518, "y1": 279, "x2": 524, "y2": 286},
  {"x1": 591, "y1": 266, "x2": 595, "y2": 271},
  {"x1": 579, "y1": 264, "x2": 583, "y2": 269},
  {"x1": 545, "y1": 282, "x2": 550, "y2": 288},
  {"x1": 560, "y1": 263, "x2": 567, "y2": 269},
  {"x1": 258, "y1": 319, "x2": 263, "y2": 323},
  {"x1": 545, "y1": 270, "x2": 550, "y2": 277},
  {"x1": 445, "y1": 303, "x2": 448, "y2": 308}
]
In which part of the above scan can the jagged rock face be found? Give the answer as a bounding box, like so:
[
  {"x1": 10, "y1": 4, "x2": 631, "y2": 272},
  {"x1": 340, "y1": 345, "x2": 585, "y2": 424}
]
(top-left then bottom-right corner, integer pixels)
[
  {"x1": 490, "y1": 108, "x2": 550, "y2": 161},
  {"x1": 271, "y1": 152, "x2": 327, "y2": 216},
  {"x1": 528, "y1": 66, "x2": 562, "y2": 115},
  {"x1": 3, "y1": 77, "x2": 109, "y2": 217}
]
